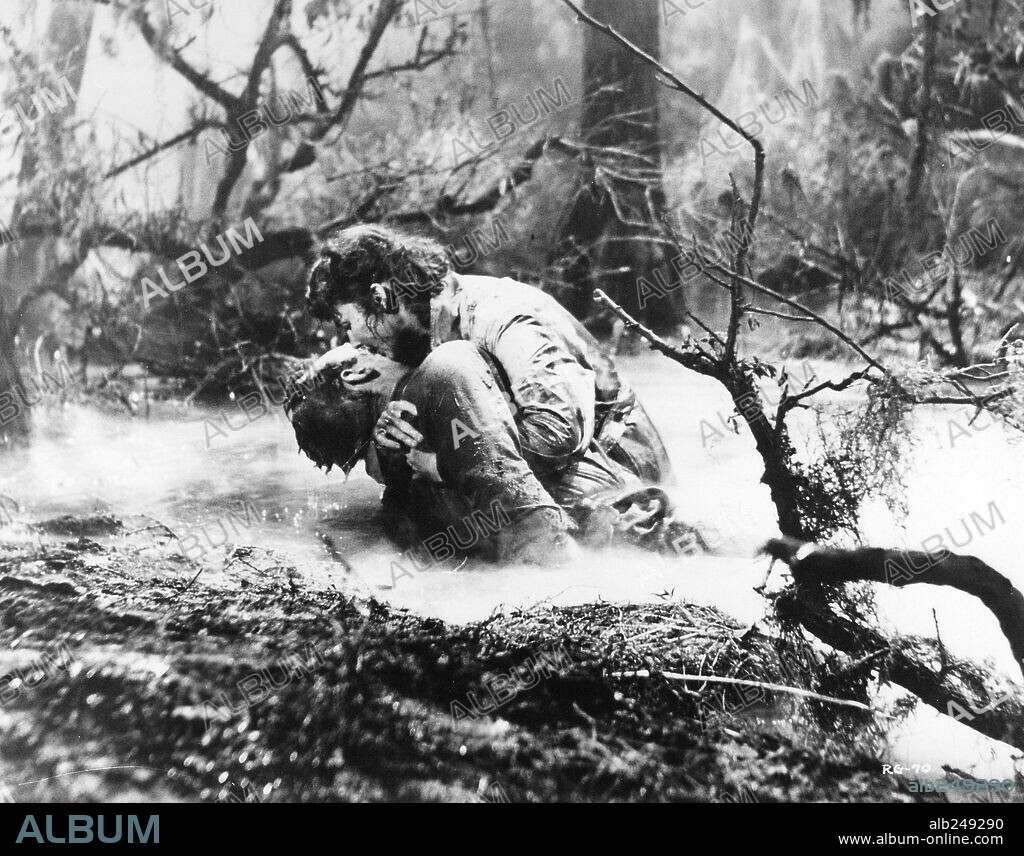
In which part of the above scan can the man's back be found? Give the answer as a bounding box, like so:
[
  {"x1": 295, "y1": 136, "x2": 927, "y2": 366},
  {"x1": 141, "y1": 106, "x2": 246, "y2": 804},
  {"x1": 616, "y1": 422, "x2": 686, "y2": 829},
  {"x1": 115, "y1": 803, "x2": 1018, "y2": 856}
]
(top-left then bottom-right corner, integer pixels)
[
  {"x1": 434, "y1": 274, "x2": 671, "y2": 483},
  {"x1": 439, "y1": 274, "x2": 628, "y2": 406}
]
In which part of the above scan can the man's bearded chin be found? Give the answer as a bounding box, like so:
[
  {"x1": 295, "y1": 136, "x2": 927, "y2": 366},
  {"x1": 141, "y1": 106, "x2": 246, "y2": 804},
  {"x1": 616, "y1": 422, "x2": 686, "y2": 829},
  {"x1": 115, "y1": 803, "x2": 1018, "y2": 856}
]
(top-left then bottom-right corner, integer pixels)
[{"x1": 390, "y1": 312, "x2": 432, "y2": 367}]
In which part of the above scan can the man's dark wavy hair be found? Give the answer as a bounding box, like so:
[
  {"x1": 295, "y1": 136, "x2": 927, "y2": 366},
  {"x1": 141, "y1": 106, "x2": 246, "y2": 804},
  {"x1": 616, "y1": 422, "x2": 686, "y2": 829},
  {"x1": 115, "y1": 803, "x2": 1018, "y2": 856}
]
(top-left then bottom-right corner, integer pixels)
[{"x1": 306, "y1": 224, "x2": 452, "y2": 322}]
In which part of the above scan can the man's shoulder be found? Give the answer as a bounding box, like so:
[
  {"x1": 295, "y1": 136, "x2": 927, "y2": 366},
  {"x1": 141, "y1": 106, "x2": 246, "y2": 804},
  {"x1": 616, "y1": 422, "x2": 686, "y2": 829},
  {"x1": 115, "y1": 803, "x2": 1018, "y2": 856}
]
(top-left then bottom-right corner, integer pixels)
[
  {"x1": 455, "y1": 274, "x2": 563, "y2": 313},
  {"x1": 455, "y1": 274, "x2": 610, "y2": 351},
  {"x1": 457, "y1": 274, "x2": 544, "y2": 296}
]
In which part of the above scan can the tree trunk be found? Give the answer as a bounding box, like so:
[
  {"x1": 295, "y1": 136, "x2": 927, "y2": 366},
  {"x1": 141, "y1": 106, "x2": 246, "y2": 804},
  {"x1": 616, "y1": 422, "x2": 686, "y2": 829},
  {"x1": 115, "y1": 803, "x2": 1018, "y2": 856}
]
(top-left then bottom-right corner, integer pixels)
[
  {"x1": 0, "y1": 290, "x2": 28, "y2": 447},
  {"x1": 0, "y1": 0, "x2": 95, "y2": 450},
  {"x1": 552, "y1": 0, "x2": 684, "y2": 331},
  {"x1": 13, "y1": 2, "x2": 95, "y2": 224}
]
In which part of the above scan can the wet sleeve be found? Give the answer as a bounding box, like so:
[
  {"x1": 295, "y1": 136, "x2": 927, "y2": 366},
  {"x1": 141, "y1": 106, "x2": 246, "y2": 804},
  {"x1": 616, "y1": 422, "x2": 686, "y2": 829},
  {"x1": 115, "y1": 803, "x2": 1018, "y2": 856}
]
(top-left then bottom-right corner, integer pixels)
[{"x1": 488, "y1": 319, "x2": 596, "y2": 477}]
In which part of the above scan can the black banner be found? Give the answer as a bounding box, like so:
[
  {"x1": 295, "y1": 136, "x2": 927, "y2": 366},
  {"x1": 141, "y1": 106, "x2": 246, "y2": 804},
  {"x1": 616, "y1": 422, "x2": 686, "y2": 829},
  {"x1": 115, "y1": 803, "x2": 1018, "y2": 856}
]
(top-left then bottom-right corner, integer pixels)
[{"x1": 0, "y1": 802, "x2": 1019, "y2": 848}]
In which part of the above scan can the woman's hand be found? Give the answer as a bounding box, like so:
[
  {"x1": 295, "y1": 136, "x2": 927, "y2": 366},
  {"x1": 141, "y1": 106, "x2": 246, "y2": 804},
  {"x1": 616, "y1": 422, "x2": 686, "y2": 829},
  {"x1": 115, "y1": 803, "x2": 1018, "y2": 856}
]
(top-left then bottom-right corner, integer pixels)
[
  {"x1": 373, "y1": 400, "x2": 439, "y2": 481},
  {"x1": 406, "y1": 448, "x2": 442, "y2": 483},
  {"x1": 373, "y1": 400, "x2": 424, "y2": 451}
]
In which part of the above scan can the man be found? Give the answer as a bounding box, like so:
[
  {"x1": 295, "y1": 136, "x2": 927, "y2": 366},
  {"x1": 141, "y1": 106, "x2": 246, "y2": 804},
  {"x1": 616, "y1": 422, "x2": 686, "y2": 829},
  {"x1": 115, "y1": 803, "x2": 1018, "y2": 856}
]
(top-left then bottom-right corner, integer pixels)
[
  {"x1": 288, "y1": 342, "x2": 700, "y2": 563},
  {"x1": 304, "y1": 224, "x2": 673, "y2": 493}
]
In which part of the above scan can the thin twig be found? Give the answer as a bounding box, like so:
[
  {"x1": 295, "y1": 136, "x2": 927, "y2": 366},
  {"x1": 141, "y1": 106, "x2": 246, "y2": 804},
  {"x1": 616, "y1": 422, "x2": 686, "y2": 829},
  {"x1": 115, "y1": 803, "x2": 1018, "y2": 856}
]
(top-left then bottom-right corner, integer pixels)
[
  {"x1": 555, "y1": 0, "x2": 763, "y2": 231},
  {"x1": 686, "y1": 311, "x2": 726, "y2": 350},
  {"x1": 610, "y1": 669, "x2": 872, "y2": 711},
  {"x1": 594, "y1": 290, "x2": 719, "y2": 377},
  {"x1": 933, "y1": 608, "x2": 949, "y2": 678},
  {"x1": 780, "y1": 368, "x2": 876, "y2": 414},
  {"x1": 700, "y1": 261, "x2": 886, "y2": 371},
  {"x1": 743, "y1": 305, "x2": 818, "y2": 323},
  {"x1": 834, "y1": 648, "x2": 889, "y2": 676}
]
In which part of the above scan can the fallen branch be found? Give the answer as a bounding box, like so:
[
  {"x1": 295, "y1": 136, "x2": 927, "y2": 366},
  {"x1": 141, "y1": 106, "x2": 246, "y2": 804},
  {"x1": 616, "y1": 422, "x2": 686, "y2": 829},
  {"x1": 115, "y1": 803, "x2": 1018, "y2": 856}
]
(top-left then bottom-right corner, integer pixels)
[
  {"x1": 765, "y1": 538, "x2": 1024, "y2": 678},
  {"x1": 780, "y1": 585, "x2": 1024, "y2": 752}
]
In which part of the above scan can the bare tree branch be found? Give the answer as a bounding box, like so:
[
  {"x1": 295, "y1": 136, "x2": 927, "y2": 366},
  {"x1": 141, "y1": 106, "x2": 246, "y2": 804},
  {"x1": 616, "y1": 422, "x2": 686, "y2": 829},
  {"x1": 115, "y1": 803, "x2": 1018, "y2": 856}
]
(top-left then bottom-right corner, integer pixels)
[
  {"x1": 131, "y1": 6, "x2": 241, "y2": 112},
  {"x1": 699, "y1": 259, "x2": 886, "y2": 371},
  {"x1": 104, "y1": 120, "x2": 220, "y2": 179},
  {"x1": 316, "y1": 0, "x2": 405, "y2": 141},
  {"x1": 594, "y1": 289, "x2": 720, "y2": 376},
  {"x1": 558, "y1": 0, "x2": 764, "y2": 355}
]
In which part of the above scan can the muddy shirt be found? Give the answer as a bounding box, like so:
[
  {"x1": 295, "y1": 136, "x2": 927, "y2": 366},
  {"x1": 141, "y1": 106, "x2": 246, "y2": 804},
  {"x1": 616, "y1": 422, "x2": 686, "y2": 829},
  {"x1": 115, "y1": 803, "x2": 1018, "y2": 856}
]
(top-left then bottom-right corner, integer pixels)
[
  {"x1": 378, "y1": 341, "x2": 573, "y2": 563},
  {"x1": 430, "y1": 274, "x2": 631, "y2": 477}
]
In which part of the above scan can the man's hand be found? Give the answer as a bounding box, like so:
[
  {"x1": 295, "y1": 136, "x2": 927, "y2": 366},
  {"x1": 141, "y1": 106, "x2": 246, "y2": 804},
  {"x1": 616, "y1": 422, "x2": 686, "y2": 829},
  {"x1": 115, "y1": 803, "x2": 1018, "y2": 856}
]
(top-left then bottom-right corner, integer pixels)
[
  {"x1": 373, "y1": 400, "x2": 424, "y2": 451},
  {"x1": 406, "y1": 448, "x2": 442, "y2": 483}
]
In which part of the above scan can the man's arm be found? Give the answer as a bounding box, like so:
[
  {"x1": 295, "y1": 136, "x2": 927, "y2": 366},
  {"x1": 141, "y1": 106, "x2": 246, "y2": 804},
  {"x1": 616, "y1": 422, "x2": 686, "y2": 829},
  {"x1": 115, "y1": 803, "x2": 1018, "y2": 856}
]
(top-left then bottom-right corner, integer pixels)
[{"x1": 487, "y1": 320, "x2": 596, "y2": 477}]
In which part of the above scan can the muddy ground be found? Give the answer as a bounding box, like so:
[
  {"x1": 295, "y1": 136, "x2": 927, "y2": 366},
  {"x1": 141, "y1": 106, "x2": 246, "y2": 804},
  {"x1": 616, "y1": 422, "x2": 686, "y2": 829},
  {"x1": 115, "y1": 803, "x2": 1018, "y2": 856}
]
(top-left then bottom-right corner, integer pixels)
[{"x1": 0, "y1": 508, "x2": 961, "y2": 804}]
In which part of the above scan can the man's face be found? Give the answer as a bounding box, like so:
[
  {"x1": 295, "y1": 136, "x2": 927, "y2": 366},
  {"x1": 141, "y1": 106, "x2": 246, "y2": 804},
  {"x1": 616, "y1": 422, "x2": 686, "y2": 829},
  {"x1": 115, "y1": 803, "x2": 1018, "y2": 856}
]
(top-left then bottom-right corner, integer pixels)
[
  {"x1": 332, "y1": 296, "x2": 431, "y2": 365},
  {"x1": 332, "y1": 301, "x2": 385, "y2": 350}
]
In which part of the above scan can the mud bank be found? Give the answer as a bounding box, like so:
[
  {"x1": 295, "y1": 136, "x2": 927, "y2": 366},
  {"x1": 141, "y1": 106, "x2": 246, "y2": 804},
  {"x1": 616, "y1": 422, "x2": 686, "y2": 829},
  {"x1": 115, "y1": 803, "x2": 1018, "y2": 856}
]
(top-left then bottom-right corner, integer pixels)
[{"x1": 0, "y1": 512, "x2": 931, "y2": 803}]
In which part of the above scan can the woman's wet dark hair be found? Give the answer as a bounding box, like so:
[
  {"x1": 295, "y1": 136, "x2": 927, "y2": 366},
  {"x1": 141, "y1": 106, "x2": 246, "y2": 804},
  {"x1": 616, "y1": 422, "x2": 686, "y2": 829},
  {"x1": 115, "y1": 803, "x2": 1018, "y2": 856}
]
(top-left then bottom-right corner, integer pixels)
[
  {"x1": 286, "y1": 366, "x2": 377, "y2": 474},
  {"x1": 306, "y1": 224, "x2": 451, "y2": 322}
]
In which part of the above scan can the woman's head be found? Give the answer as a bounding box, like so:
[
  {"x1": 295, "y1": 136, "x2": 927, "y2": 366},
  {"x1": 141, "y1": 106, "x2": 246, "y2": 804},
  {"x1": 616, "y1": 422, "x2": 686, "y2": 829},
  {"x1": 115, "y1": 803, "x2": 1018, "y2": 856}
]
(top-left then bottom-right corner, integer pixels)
[
  {"x1": 306, "y1": 224, "x2": 449, "y2": 364},
  {"x1": 286, "y1": 345, "x2": 407, "y2": 474},
  {"x1": 287, "y1": 370, "x2": 377, "y2": 475}
]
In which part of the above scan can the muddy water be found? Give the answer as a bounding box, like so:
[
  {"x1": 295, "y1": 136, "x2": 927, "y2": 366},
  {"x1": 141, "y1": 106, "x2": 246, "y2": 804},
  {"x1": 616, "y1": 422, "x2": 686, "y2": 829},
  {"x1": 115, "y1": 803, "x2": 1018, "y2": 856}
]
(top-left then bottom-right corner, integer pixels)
[{"x1": 1, "y1": 353, "x2": 1022, "y2": 781}]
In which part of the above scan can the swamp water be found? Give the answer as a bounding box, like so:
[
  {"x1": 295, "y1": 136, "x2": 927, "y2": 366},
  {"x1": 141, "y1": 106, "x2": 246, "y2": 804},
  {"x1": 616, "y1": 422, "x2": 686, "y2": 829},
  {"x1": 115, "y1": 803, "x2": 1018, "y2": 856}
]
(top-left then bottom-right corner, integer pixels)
[{"x1": 1, "y1": 353, "x2": 1022, "y2": 787}]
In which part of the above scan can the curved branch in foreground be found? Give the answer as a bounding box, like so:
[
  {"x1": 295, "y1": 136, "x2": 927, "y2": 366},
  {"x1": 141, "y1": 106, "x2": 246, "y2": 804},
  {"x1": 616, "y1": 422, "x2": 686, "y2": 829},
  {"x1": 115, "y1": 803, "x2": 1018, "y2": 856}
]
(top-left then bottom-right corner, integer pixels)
[
  {"x1": 787, "y1": 586, "x2": 1024, "y2": 751},
  {"x1": 764, "y1": 542, "x2": 1024, "y2": 751},
  {"x1": 765, "y1": 538, "x2": 1024, "y2": 680}
]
